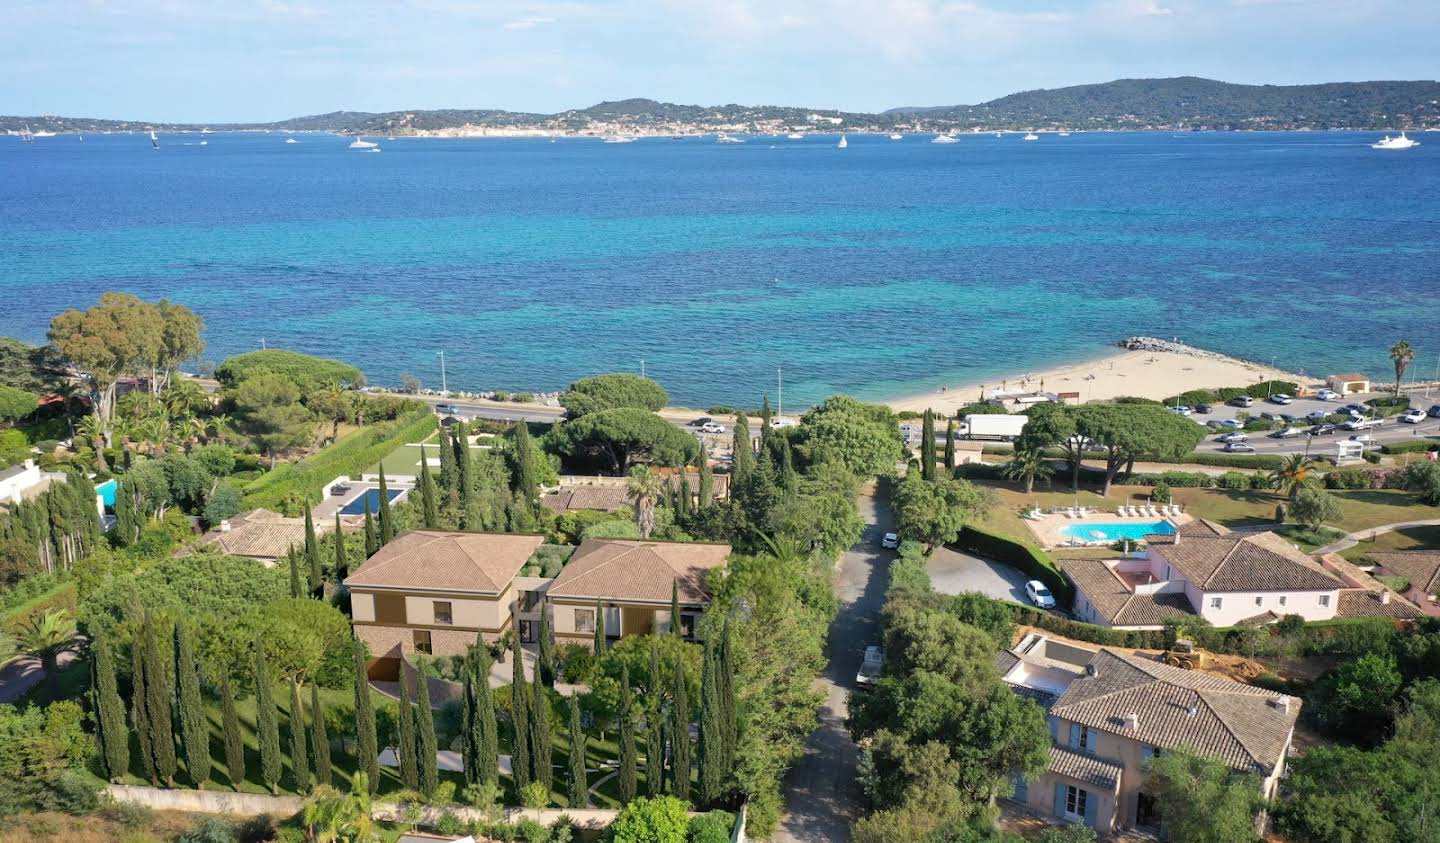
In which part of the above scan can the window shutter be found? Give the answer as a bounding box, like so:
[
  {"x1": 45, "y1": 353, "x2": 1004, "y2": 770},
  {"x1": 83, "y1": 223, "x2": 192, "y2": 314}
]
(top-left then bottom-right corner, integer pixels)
[
  {"x1": 1048, "y1": 716, "x2": 1059, "y2": 741},
  {"x1": 1084, "y1": 789, "x2": 1099, "y2": 827},
  {"x1": 1141, "y1": 745, "x2": 1154, "y2": 764},
  {"x1": 1054, "y1": 783, "x2": 1067, "y2": 819},
  {"x1": 1069, "y1": 723, "x2": 1082, "y2": 748},
  {"x1": 1014, "y1": 772, "x2": 1029, "y2": 802}
]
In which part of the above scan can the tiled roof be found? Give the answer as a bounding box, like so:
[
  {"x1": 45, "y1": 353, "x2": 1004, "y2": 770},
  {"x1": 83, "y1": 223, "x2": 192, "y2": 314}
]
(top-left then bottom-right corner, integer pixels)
[
  {"x1": 539, "y1": 486, "x2": 631, "y2": 514},
  {"x1": 1051, "y1": 650, "x2": 1300, "y2": 775},
  {"x1": 1059, "y1": 558, "x2": 1194, "y2": 628},
  {"x1": 1336, "y1": 589, "x2": 1422, "y2": 619},
  {"x1": 343, "y1": 530, "x2": 544, "y2": 593},
  {"x1": 1367, "y1": 551, "x2": 1440, "y2": 597},
  {"x1": 199, "y1": 508, "x2": 319, "y2": 561},
  {"x1": 1178, "y1": 519, "x2": 1233, "y2": 538},
  {"x1": 547, "y1": 538, "x2": 730, "y2": 604},
  {"x1": 1150, "y1": 531, "x2": 1342, "y2": 593},
  {"x1": 1048, "y1": 745, "x2": 1124, "y2": 791}
]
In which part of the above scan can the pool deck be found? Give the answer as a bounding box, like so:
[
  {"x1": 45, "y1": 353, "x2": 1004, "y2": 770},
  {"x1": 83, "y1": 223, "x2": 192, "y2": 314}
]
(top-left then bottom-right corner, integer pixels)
[
  {"x1": 313, "y1": 479, "x2": 415, "y2": 522},
  {"x1": 1023, "y1": 509, "x2": 1192, "y2": 549}
]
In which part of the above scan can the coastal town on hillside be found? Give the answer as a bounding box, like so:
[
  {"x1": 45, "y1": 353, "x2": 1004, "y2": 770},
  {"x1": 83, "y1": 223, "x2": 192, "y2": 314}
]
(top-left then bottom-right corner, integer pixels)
[{"x1": 2, "y1": 294, "x2": 1439, "y2": 843}]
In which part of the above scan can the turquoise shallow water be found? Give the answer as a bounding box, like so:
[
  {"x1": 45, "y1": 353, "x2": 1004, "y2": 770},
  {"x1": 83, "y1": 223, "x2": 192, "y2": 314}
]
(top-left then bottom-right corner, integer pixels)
[{"x1": 1, "y1": 131, "x2": 1436, "y2": 407}]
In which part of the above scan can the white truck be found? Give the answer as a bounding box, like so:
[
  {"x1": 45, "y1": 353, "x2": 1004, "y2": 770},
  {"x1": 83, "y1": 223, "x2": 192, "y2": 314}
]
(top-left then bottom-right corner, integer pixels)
[
  {"x1": 962, "y1": 413, "x2": 1029, "y2": 441},
  {"x1": 856, "y1": 645, "x2": 884, "y2": 687}
]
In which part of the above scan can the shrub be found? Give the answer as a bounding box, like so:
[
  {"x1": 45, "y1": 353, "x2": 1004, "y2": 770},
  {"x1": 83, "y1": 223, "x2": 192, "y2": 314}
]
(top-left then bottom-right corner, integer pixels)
[
  {"x1": 957, "y1": 402, "x2": 1008, "y2": 415},
  {"x1": 214, "y1": 349, "x2": 363, "y2": 391},
  {"x1": 688, "y1": 811, "x2": 735, "y2": 843},
  {"x1": 177, "y1": 818, "x2": 237, "y2": 843},
  {"x1": 1324, "y1": 467, "x2": 1379, "y2": 490},
  {"x1": 1151, "y1": 481, "x2": 1172, "y2": 503},
  {"x1": 1243, "y1": 419, "x2": 1276, "y2": 432},
  {"x1": 520, "y1": 780, "x2": 550, "y2": 809},
  {"x1": 951, "y1": 526, "x2": 1073, "y2": 608},
  {"x1": 1381, "y1": 440, "x2": 1439, "y2": 455},
  {"x1": 1216, "y1": 471, "x2": 1253, "y2": 490},
  {"x1": 558, "y1": 644, "x2": 595, "y2": 684},
  {"x1": 706, "y1": 405, "x2": 737, "y2": 415},
  {"x1": 1186, "y1": 452, "x2": 1285, "y2": 470},
  {"x1": 491, "y1": 391, "x2": 510, "y2": 402},
  {"x1": 1245, "y1": 381, "x2": 1299, "y2": 399},
  {"x1": 895, "y1": 410, "x2": 922, "y2": 420},
  {"x1": 511, "y1": 393, "x2": 534, "y2": 403},
  {"x1": 887, "y1": 540, "x2": 932, "y2": 595}
]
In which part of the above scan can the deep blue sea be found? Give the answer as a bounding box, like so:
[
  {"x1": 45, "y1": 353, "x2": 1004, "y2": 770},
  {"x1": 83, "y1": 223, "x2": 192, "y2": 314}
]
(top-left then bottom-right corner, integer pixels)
[{"x1": 2, "y1": 130, "x2": 1436, "y2": 407}]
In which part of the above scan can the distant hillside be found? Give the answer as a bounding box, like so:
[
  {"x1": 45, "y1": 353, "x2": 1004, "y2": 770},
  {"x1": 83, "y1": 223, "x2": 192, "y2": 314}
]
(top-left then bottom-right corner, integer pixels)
[{"x1": 5, "y1": 77, "x2": 1438, "y2": 135}]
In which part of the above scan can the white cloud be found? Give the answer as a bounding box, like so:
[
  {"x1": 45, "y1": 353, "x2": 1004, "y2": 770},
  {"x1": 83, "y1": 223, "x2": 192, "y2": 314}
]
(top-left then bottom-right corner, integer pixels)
[{"x1": 503, "y1": 15, "x2": 557, "y2": 30}]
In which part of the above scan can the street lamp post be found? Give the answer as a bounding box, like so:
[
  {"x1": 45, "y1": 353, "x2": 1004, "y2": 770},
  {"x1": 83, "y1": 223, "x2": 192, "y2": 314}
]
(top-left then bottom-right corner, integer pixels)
[{"x1": 435, "y1": 351, "x2": 448, "y2": 397}]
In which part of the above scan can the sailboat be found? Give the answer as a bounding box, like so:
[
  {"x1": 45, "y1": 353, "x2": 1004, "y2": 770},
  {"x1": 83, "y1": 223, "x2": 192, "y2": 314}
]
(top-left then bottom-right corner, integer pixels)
[
  {"x1": 150, "y1": 131, "x2": 159, "y2": 150},
  {"x1": 19, "y1": 125, "x2": 33, "y2": 143},
  {"x1": 837, "y1": 134, "x2": 848, "y2": 149}
]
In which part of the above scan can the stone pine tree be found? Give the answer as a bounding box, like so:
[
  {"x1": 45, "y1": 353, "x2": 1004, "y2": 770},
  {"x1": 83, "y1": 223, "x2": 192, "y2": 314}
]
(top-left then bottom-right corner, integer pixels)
[
  {"x1": 567, "y1": 693, "x2": 589, "y2": 808},
  {"x1": 363, "y1": 498, "x2": 377, "y2": 559},
  {"x1": 593, "y1": 599, "x2": 606, "y2": 654},
  {"x1": 351, "y1": 641, "x2": 379, "y2": 794},
  {"x1": 220, "y1": 674, "x2": 247, "y2": 790},
  {"x1": 921, "y1": 409, "x2": 936, "y2": 481},
  {"x1": 310, "y1": 682, "x2": 331, "y2": 788},
  {"x1": 416, "y1": 662, "x2": 439, "y2": 797},
  {"x1": 91, "y1": 630, "x2": 130, "y2": 783},
  {"x1": 731, "y1": 412, "x2": 754, "y2": 486},
  {"x1": 418, "y1": 446, "x2": 440, "y2": 529},
  {"x1": 377, "y1": 467, "x2": 394, "y2": 545},
  {"x1": 510, "y1": 626, "x2": 533, "y2": 788},
  {"x1": 670, "y1": 655, "x2": 690, "y2": 802},
  {"x1": 511, "y1": 421, "x2": 538, "y2": 508},
  {"x1": 669, "y1": 581, "x2": 682, "y2": 638},
  {"x1": 697, "y1": 455, "x2": 713, "y2": 510},
  {"x1": 254, "y1": 641, "x2": 283, "y2": 795},
  {"x1": 537, "y1": 603, "x2": 555, "y2": 686},
  {"x1": 289, "y1": 681, "x2": 311, "y2": 794},
  {"x1": 944, "y1": 419, "x2": 958, "y2": 470},
  {"x1": 719, "y1": 619, "x2": 737, "y2": 775},
  {"x1": 397, "y1": 672, "x2": 419, "y2": 791},
  {"x1": 698, "y1": 636, "x2": 723, "y2": 804},
  {"x1": 288, "y1": 545, "x2": 303, "y2": 598},
  {"x1": 333, "y1": 513, "x2": 347, "y2": 581},
  {"x1": 471, "y1": 639, "x2": 499, "y2": 787},
  {"x1": 304, "y1": 505, "x2": 321, "y2": 593},
  {"x1": 529, "y1": 654, "x2": 552, "y2": 793},
  {"x1": 175, "y1": 623, "x2": 211, "y2": 788},
  {"x1": 141, "y1": 614, "x2": 177, "y2": 788},
  {"x1": 618, "y1": 663, "x2": 637, "y2": 804},
  {"x1": 131, "y1": 635, "x2": 157, "y2": 785}
]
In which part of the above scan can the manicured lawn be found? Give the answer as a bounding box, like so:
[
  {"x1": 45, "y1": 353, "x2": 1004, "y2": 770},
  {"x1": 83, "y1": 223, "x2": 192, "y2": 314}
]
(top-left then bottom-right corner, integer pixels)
[
  {"x1": 368, "y1": 432, "x2": 505, "y2": 477},
  {"x1": 1341, "y1": 524, "x2": 1440, "y2": 561}
]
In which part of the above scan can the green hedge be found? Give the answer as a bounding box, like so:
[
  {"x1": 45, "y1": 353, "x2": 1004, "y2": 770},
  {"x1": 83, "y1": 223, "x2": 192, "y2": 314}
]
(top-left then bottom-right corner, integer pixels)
[
  {"x1": 887, "y1": 540, "x2": 933, "y2": 595},
  {"x1": 951, "y1": 526, "x2": 1074, "y2": 608},
  {"x1": 242, "y1": 409, "x2": 437, "y2": 513},
  {"x1": 1184, "y1": 452, "x2": 1284, "y2": 470},
  {"x1": 1381, "y1": 440, "x2": 1439, "y2": 455}
]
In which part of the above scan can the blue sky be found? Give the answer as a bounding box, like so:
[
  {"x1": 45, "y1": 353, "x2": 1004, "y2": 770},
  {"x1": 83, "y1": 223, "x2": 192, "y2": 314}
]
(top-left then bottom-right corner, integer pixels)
[{"x1": 5, "y1": 0, "x2": 1437, "y2": 121}]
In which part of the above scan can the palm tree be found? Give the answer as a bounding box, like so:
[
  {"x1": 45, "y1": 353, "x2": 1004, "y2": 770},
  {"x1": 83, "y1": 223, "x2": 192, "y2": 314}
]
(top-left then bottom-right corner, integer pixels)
[
  {"x1": 1268, "y1": 454, "x2": 1317, "y2": 501},
  {"x1": 1001, "y1": 447, "x2": 1053, "y2": 494},
  {"x1": 207, "y1": 413, "x2": 233, "y2": 443},
  {"x1": 302, "y1": 773, "x2": 377, "y2": 842},
  {"x1": 626, "y1": 465, "x2": 664, "y2": 539},
  {"x1": 138, "y1": 415, "x2": 172, "y2": 455},
  {"x1": 13, "y1": 609, "x2": 80, "y2": 695},
  {"x1": 76, "y1": 413, "x2": 109, "y2": 471},
  {"x1": 1390, "y1": 340, "x2": 1415, "y2": 397}
]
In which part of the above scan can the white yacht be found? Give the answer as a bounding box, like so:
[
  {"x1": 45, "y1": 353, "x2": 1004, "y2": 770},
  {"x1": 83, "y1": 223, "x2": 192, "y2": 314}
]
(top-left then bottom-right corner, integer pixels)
[
  {"x1": 32, "y1": 130, "x2": 56, "y2": 138},
  {"x1": 602, "y1": 136, "x2": 636, "y2": 144},
  {"x1": 1372, "y1": 132, "x2": 1419, "y2": 150},
  {"x1": 1023, "y1": 132, "x2": 1039, "y2": 141},
  {"x1": 837, "y1": 134, "x2": 848, "y2": 149},
  {"x1": 994, "y1": 131, "x2": 1003, "y2": 138},
  {"x1": 716, "y1": 133, "x2": 744, "y2": 144},
  {"x1": 931, "y1": 134, "x2": 958, "y2": 144},
  {"x1": 285, "y1": 138, "x2": 299, "y2": 144},
  {"x1": 199, "y1": 128, "x2": 213, "y2": 135},
  {"x1": 349, "y1": 137, "x2": 379, "y2": 149},
  {"x1": 786, "y1": 132, "x2": 805, "y2": 140},
  {"x1": 1058, "y1": 131, "x2": 1071, "y2": 137},
  {"x1": 888, "y1": 133, "x2": 903, "y2": 140}
]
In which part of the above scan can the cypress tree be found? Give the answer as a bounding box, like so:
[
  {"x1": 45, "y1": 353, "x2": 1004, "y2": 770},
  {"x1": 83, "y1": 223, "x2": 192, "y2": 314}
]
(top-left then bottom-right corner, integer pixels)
[
  {"x1": 698, "y1": 636, "x2": 723, "y2": 804},
  {"x1": 567, "y1": 693, "x2": 589, "y2": 808},
  {"x1": 670, "y1": 580, "x2": 682, "y2": 638},
  {"x1": 455, "y1": 430, "x2": 473, "y2": 522},
  {"x1": 351, "y1": 641, "x2": 379, "y2": 794},
  {"x1": 511, "y1": 421, "x2": 538, "y2": 506},
  {"x1": 676, "y1": 472, "x2": 691, "y2": 520},
  {"x1": 461, "y1": 655, "x2": 477, "y2": 786},
  {"x1": 310, "y1": 682, "x2": 331, "y2": 788},
  {"x1": 758, "y1": 395, "x2": 773, "y2": 451},
  {"x1": 131, "y1": 633, "x2": 157, "y2": 786},
  {"x1": 921, "y1": 408, "x2": 936, "y2": 481},
  {"x1": 220, "y1": 674, "x2": 246, "y2": 790},
  {"x1": 646, "y1": 641, "x2": 663, "y2": 798},
  {"x1": 777, "y1": 437, "x2": 798, "y2": 493},
  {"x1": 91, "y1": 630, "x2": 130, "y2": 783},
  {"x1": 593, "y1": 599, "x2": 606, "y2": 654},
  {"x1": 538, "y1": 602, "x2": 555, "y2": 687},
  {"x1": 397, "y1": 671, "x2": 419, "y2": 791},
  {"x1": 417, "y1": 661, "x2": 439, "y2": 797},
  {"x1": 529, "y1": 654, "x2": 552, "y2": 793},
  {"x1": 731, "y1": 413, "x2": 754, "y2": 486},
  {"x1": 618, "y1": 663, "x2": 637, "y2": 804},
  {"x1": 141, "y1": 614, "x2": 177, "y2": 788},
  {"x1": 377, "y1": 467, "x2": 394, "y2": 545},
  {"x1": 472, "y1": 638, "x2": 499, "y2": 786},
  {"x1": 362, "y1": 497, "x2": 377, "y2": 559},
  {"x1": 333, "y1": 512, "x2": 347, "y2": 581},
  {"x1": 697, "y1": 455, "x2": 713, "y2": 510},
  {"x1": 719, "y1": 619, "x2": 737, "y2": 775},
  {"x1": 287, "y1": 545, "x2": 302, "y2": 598},
  {"x1": 670, "y1": 655, "x2": 690, "y2": 802},
  {"x1": 418, "y1": 446, "x2": 440, "y2": 529},
  {"x1": 175, "y1": 623, "x2": 211, "y2": 788},
  {"x1": 510, "y1": 624, "x2": 532, "y2": 788},
  {"x1": 254, "y1": 641, "x2": 282, "y2": 795},
  {"x1": 437, "y1": 425, "x2": 455, "y2": 498},
  {"x1": 289, "y1": 681, "x2": 311, "y2": 794},
  {"x1": 944, "y1": 419, "x2": 958, "y2": 470},
  {"x1": 304, "y1": 505, "x2": 321, "y2": 593}
]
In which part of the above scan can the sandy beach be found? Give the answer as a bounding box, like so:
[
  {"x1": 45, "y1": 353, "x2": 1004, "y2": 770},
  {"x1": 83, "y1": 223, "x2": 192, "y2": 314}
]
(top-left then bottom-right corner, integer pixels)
[{"x1": 886, "y1": 348, "x2": 1311, "y2": 416}]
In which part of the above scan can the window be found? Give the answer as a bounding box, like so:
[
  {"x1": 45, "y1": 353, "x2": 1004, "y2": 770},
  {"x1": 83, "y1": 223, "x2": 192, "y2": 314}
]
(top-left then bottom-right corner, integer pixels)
[
  {"x1": 1254, "y1": 596, "x2": 1263, "y2": 607},
  {"x1": 574, "y1": 608, "x2": 596, "y2": 634},
  {"x1": 1070, "y1": 724, "x2": 1095, "y2": 753},
  {"x1": 1278, "y1": 596, "x2": 1287, "y2": 607},
  {"x1": 1318, "y1": 594, "x2": 1331, "y2": 608},
  {"x1": 518, "y1": 590, "x2": 541, "y2": 613},
  {"x1": 678, "y1": 612, "x2": 699, "y2": 640},
  {"x1": 1210, "y1": 597, "x2": 1223, "y2": 610},
  {"x1": 412, "y1": 630, "x2": 432, "y2": 654},
  {"x1": 1065, "y1": 785, "x2": 1089, "y2": 819},
  {"x1": 433, "y1": 601, "x2": 453, "y2": 625}
]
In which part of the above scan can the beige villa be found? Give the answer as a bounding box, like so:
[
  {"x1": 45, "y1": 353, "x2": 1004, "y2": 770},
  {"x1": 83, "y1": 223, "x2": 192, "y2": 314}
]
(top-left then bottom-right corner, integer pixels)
[
  {"x1": 198, "y1": 508, "x2": 340, "y2": 566},
  {"x1": 1000, "y1": 633, "x2": 1301, "y2": 834}
]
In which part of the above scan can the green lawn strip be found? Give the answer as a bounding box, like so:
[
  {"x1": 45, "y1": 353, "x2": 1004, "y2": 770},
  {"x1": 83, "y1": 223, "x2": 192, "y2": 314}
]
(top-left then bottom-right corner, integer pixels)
[
  {"x1": 0, "y1": 579, "x2": 76, "y2": 625},
  {"x1": 1340, "y1": 525, "x2": 1440, "y2": 561}
]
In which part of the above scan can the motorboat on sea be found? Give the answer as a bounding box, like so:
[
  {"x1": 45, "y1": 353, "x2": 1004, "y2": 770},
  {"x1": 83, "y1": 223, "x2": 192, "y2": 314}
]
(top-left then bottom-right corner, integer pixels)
[
  {"x1": 837, "y1": 134, "x2": 848, "y2": 149},
  {"x1": 602, "y1": 136, "x2": 636, "y2": 143},
  {"x1": 786, "y1": 132, "x2": 805, "y2": 140},
  {"x1": 716, "y1": 134, "x2": 744, "y2": 144},
  {"x1": 931, "y1": 134, "x2": 958, "y2": 144},
  {"x1": 888, "y1": 133, "x2": 903, "y2": 140},
  {"x1": 32, "y1": 130, "x2": 56, "y2": 138},
  {"x1": 349, "y1": 137, "x2": 379, "y2": 149},
  {"x1": 1372, "y1": 132, "x2": 1419, "y2": 150},
  {"x1": 1058, "y1": 131, "x2": 1071, "y2": 137},
  {"x1": 285, "y1": 138, "x2": 299, "y2": 144},
  {"x1": 1023, "y1": 132, "x2": 1039, "y2": 141}
]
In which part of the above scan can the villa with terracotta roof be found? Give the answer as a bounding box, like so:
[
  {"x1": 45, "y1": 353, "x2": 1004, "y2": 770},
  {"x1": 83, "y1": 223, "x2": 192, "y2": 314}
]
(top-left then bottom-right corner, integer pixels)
[
  {"x1": 998, "y1": 633, "x2": 1301, "y2": 834},
  {"x1": 198, "y1": 508, "x2": 339, "y2": 565},
  {"x1": 1365, "y1": 550, "x2": 1440, "y2": 616},
  {"x1": 1063, "y1": 521, "x2": 1418, "y2": 629}
]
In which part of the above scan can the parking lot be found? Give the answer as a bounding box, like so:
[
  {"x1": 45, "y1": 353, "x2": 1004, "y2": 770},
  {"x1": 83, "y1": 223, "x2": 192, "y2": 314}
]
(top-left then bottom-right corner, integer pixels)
[
  {"x1": 927, "y1": 545, "x2": 1033, "y2": 603},
  {"x1": 1184, "y1": 390, "x2": 1440, "y2": 455}
]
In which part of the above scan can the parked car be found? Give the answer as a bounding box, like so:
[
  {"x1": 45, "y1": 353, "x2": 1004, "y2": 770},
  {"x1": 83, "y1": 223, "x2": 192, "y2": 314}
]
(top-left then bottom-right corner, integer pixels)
[
  {"x1": 856, "y1": 645, "x2": 884, "y2": 687},
  {"x1": 1401, "y1": 409, "x2": 1427, "y2": 424},
  {"x1": 1278, "y1": 413, "x2": 1299, "y2": 423},
  {"x1": 1309, "y1": 424, "x2": 1337, "y2": 436},
  {"x1": 692, "y1": 416, "x2": 715, "y2": 427},
  {"x1": 1341, "y1": 418, "x2": 1379, "y2": 431},
  {"x1": 435, "y1": 403, "x2": 460, "y2": 415},
  {"x1": 1316, "y1": 389, "x2": 1340, "y2": 401},
  {"x1": 1224, "y1": 442, "x2": 1256, "y2": 453},
  {"x1": 1219, "y1": 418, "x2": 1244, "y2": 429},
  {"x1": 1193, "y1": 403, "x2": 1213, "y2": 414},
  {"x1": 1270, "y1": 427, "x2": 1308, "y2": 439},
  {"x1": 1430, "y1": 405, "x2": 1440, "y2": 419},
  {"x1": 1342, "y1": 403, "x2": 1370, "y2": 416},
  {"x1": 700, "y1": 422, "x2": 726, "y2": 434},
  {"x1": 1025, "y1": 580, "x2": 1056, "y2": 610},
  {"x1": 1219, "y1": 432, "x2": 1249, "y2": 444},
  {"x1": 1169, "y1": 405, "x2": 1193, "y2": 417},
  {"x1": 1307, "y1": 410, "x2": 1330, "y2": 422},
  {"x1": 1350, "y1": 434, "x2": 1379, "y2": 447},
  {"x1": 880, "y1": 532, "x2": 899, "y2": 550},
  {"x1": 1229, "y1": 396, "x2": 1255, "y2": 408},
  {"x1": 1269, "y1": 393, "x2": 1294, "y2": 405}
]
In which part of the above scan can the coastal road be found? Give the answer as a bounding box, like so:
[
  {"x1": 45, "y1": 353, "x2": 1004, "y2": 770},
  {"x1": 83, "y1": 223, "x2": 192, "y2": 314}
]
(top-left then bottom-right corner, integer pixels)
[{"x1": 772, "y1": 482, "x2": 892, "y2": 843}]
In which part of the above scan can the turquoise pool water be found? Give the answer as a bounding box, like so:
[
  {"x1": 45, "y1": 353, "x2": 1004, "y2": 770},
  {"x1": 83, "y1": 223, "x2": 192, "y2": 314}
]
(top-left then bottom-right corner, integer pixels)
[
  {"x1": 95, "y1": 479, "x2": 117, "y2": 508},
  {"x1": 1060, "y1": 520, "x2": 1176, "y2": 543},
  {"x1": 339, "y1": 487, "x2": 403, "y2": 516}
]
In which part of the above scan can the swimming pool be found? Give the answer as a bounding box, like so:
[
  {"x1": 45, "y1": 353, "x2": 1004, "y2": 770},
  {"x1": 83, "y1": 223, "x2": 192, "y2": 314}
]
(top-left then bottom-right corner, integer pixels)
[
  {"x1": 339, "y1": 487, "x2": 403, "y2": 515},
  {"x1": 95, "y1": 479, "x2": 117, "y2": 509},
  {"x1": 1060, "y1": 520, "x2": 1176, "y2": 543}
]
